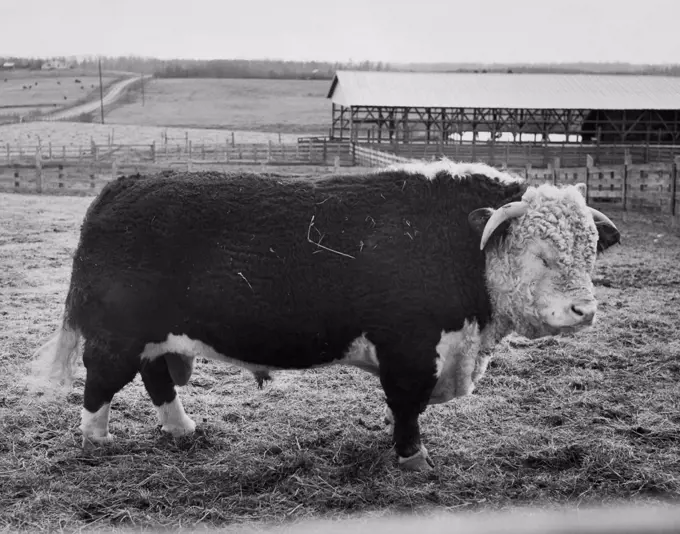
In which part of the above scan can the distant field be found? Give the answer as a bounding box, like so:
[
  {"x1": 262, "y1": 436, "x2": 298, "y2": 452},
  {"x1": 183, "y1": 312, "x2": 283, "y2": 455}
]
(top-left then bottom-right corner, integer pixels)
[
  {"x1": 104, "y1": 78, "x2": 331, "y2": 135},
  {"x1": 0, "y1": 69, "x2": 119, "y2": 118},
  {"x1": 0, "y1": 122, "x2": 302, "y2": 147}
]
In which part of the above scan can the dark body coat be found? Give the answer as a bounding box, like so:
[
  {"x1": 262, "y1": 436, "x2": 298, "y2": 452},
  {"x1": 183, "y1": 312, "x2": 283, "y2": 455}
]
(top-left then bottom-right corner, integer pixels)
[{"x1": 64, "y1": 170, "x2": 527, "y2": 461}]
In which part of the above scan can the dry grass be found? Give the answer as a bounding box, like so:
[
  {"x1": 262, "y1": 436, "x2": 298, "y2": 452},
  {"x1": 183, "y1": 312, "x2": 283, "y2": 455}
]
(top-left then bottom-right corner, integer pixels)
[
  {"x1": 103, "y1": 78, "x2": 331, "y2": 135},
  {"x1": 0, "y1": 190, "x2": 679, "y2": 532},
  {"x1": 0, "y1": 122, "x2": 303, "y2": 149},
  {"x1": 0, "y1": 70, "x2": 118, "y2": 116}
]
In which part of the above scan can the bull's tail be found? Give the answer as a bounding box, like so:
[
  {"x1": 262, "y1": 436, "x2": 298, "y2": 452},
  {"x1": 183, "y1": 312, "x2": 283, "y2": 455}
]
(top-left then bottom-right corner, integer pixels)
[{"x1": 29, "y1": 320, "x2": 82, "y2": 395}]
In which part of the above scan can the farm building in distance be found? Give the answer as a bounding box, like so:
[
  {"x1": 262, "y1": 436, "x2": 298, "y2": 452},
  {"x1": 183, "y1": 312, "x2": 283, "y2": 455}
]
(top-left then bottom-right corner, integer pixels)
[{"x1": 326, "y1": 71, "x2": 680, "y2": 164}]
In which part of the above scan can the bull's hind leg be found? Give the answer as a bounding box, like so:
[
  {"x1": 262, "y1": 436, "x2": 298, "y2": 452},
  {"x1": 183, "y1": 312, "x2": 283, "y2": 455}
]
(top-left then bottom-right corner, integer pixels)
[
  {"x1": 140, "y1": 354, "x2": 196, "y2": 437},
  {"x1": 377, "y1": 337, "x2": 439, "y2": 472},
  {"x1": 81, "y1": 338, "x2": 140, "y2": 447}
]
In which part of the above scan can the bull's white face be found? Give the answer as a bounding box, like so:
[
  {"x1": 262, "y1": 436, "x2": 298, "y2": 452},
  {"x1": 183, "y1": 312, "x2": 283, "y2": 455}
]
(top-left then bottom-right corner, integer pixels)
[{"x1": 485, "y1": 184, "x2": 600, "y2": 339}]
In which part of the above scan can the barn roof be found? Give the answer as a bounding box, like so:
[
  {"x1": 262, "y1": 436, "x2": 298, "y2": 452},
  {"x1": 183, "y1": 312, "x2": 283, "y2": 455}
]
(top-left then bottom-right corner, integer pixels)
[{"x1": 327, "y1": 71, "x2": 680, "y2": 110}]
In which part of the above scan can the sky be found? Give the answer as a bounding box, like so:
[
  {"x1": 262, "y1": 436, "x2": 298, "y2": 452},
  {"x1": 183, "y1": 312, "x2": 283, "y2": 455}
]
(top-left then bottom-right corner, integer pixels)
[{"x1": 1, "y1": 0, "x2": 678, "y2": 65}]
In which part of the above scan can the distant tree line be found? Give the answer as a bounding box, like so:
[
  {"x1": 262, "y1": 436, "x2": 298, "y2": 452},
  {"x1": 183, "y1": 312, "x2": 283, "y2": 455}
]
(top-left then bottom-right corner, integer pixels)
[{"x1": 3, "y1": 55, "x2": 680, "y2": 78}]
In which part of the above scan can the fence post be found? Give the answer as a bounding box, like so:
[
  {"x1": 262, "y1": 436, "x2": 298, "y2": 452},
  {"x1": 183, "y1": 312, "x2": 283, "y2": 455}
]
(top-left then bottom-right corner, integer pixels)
[
  {"x1": 14, "y1": 166, "x2": 20, "y2": 188},
  {"x1": 111, "y1": 159, "x2": 118, "y2": 181},
  {"x1": 585, "y1": 155, "x2": 594, "y2": 205},
  {"x1": 553, "y1": 157, "x2": 560, "y2": 185},
  {"x1": 231, "y1": 132, "x2": 235, "y2": 147},
  {"x1": 48, "y1": 142, "x2": 52, "y2": 160},
  {"x1": 525, "y1": 162, "x2": 531, "y2": 184},
  {"x1": 622, "y1": 151, "x2": 632, "y2": 211},
  {"x1": 672, "y1": 156, "x2": 679, "y2": 216},
  {"x1": 6, "y1": 143, "x2": 9, "y2": 165},
  {"x1": 151, "y1": 141, "x2": 156, "y2": 164},
  {"x1": 58, "y1": 164, "x2": 64, "y2": 188},
  {"x1": 35, "y1": 147, "x2": 43, "y2": 193}
]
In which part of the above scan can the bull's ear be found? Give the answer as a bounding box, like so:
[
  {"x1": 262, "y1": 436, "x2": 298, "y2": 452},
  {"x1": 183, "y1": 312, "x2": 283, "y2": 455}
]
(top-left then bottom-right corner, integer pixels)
[
  {"x1": 468, "y1": 208, "x2": 511, "y2": 250},
  {"x1": 590, "y1": 207, "x2": 621, "y2": 252}
]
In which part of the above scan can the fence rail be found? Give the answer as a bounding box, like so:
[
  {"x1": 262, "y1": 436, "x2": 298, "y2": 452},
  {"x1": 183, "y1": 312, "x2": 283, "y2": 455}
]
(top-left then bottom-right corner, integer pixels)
[
  {"x1": 360, "y1": 140, "x2": 680, "y2": 168},
  {"x1": 354, "y1": 145, "x2": 680, "y2": 218},
  {"x1": 2, "y1": 139, "x2": 679, "y2": 220},
  {"x1": 2, "y1": 138, "x2": 354, "y2": 167}
]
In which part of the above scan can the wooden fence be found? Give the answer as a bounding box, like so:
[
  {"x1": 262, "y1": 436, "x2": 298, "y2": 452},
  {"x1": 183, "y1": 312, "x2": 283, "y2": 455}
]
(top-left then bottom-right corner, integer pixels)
[
  {"x1": 362, "y1": 140, "x2": 680, "y2": 168},
  {"x1": 2, "y1": 139, "x2": 679, "y2": 219},
  {"x1": 1, "y1": 138, "x2": 354, "y2": 167},
  {"x1": 353, "y1": 145, "x2": 680, "y2": 218}
]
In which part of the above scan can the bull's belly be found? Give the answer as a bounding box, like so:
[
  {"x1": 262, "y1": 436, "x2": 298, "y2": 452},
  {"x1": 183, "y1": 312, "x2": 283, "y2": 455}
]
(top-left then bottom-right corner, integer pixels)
[
  {"x1": 140, "y1": 321, "x2": 494, "y2": 404},
  {"x1": 140, "y1": 332, "x2": 381, "y2": 383}
]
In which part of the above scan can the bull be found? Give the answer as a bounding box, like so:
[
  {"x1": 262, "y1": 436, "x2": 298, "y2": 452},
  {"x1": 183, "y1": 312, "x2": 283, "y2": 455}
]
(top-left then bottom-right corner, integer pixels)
[{"x1": 34, "y1": 161, "x2": 620, "y2": 471}]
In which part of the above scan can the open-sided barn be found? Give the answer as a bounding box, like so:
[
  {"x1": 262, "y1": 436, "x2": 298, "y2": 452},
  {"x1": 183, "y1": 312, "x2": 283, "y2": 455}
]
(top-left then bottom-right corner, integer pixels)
[{"x1": 327, "y1": 71, "x2": 680, "y2": 146}]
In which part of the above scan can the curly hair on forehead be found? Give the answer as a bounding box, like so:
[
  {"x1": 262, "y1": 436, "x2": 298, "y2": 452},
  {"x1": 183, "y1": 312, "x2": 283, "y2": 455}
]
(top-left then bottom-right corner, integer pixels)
[{"x1": 511, "y1": 183, "x2": 599, "y2": 265}]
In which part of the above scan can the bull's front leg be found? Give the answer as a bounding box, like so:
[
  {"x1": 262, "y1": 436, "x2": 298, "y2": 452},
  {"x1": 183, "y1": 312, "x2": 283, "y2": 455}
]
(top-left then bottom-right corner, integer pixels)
[{"x1": 377, "y1": 338, "x2": 438, "y2": 471}]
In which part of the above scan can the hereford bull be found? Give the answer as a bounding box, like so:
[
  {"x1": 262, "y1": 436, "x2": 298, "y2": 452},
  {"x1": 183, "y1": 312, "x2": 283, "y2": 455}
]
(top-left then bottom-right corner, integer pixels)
[{"x1": 34, "y1": 161, "x2": 620, "y2": 471}]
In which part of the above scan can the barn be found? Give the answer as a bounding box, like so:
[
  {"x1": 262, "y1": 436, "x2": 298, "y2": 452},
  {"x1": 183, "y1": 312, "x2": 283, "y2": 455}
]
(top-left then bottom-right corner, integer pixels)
[{"x1": 326, "y1": 71, "x2": 680, "y2": 166}]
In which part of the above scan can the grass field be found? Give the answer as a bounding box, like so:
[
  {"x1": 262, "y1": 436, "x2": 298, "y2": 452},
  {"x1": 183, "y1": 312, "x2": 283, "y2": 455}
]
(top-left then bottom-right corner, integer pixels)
[
  {"x1": 104, "y1": 78, "x2": 331, "y2": 135},
  {"x1": 0, "y1": 122, "x2": 302, "y2": 148},
  {"x1": 0, "y1": 69, "x2": 119, "y2": 118},
  {"x1": 0, "y1": 187, "x2": 679, "y2": 531}
]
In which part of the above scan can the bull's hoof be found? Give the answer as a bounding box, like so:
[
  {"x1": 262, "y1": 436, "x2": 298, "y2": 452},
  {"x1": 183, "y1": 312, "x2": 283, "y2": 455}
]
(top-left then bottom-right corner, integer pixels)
[
  {"x1": 161, "y1": 416, "x2": 196, "y2": 437},
  {"x1": 82, "y1": 432, "x2": 114, "y2": 449},
  {"x1": 398, "y1": 446, "x2": 434, "y2": 471}
]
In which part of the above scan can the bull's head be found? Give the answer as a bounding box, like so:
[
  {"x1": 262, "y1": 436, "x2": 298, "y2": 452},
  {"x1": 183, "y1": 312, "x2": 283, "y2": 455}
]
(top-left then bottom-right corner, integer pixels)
[{"x1": 469, "y1": 183, "x2": 620, "y2": 339}]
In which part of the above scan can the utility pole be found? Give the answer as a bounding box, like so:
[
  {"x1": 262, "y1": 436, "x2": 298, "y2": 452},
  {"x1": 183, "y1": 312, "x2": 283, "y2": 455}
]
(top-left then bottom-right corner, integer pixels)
[{"x1": 98, "y1": 57, "x2": 105, "y2": 124}]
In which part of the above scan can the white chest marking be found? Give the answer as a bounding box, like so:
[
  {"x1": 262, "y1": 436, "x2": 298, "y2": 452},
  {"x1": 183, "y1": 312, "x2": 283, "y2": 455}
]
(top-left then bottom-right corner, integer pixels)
[{"x1": 430, "y1": 320, "x2": 492, "y2": 404}]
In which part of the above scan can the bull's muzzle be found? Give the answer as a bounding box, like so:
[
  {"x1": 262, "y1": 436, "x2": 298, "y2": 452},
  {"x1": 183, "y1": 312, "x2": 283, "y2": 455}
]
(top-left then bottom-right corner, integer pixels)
[{"x1": 541, "y1": 299, "x2": 597, "y2": 334}]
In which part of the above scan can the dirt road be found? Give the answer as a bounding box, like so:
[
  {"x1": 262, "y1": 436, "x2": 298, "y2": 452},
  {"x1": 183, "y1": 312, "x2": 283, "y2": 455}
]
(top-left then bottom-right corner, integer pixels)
[{"x1": 43, "y1": 75, "x2": 153, "y2": 121}]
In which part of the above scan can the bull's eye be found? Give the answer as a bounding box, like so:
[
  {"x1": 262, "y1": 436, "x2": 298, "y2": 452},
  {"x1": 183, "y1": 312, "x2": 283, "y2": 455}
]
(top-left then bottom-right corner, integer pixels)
[{"x1": 535, "y1": 254, "x2": 550, "y2": 268}]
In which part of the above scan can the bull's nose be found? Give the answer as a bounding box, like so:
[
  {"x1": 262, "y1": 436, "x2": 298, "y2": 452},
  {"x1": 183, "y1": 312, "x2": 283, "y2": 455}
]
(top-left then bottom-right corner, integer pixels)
[{"x1": 570, "y1": 301, "x2": 596, "y2": 325}]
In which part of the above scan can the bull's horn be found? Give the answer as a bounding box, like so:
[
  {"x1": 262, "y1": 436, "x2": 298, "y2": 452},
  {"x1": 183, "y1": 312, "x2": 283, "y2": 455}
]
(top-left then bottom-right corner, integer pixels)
[
  {"x1": 589, "y1": 207, "x2": 617, "y2": 231},
  {"x1": 480, "y1": 201, "x2": 529, "y2": 250}
]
